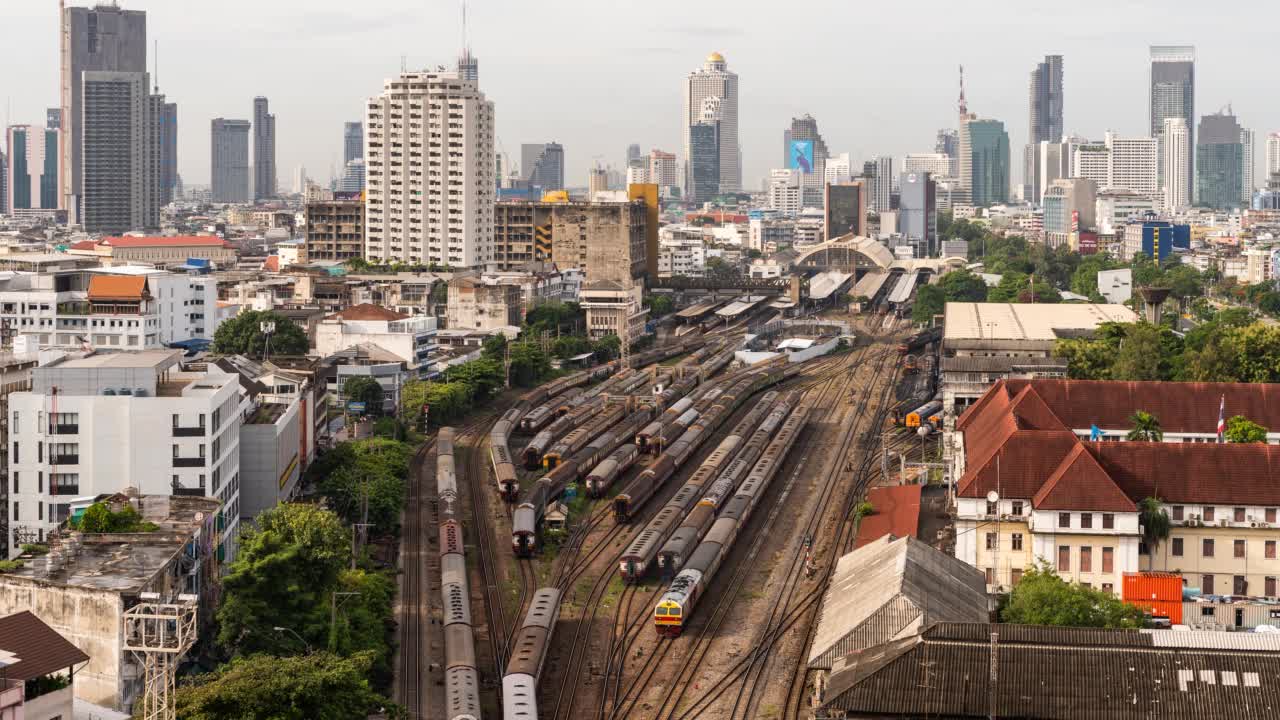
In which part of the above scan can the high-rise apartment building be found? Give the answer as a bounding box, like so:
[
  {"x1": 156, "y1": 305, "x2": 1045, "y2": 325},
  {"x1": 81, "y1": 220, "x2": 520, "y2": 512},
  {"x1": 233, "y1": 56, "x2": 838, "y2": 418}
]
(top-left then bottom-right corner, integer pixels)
[
  {"x1": 521, "y1": 142, "x2": 564, "y2": 192},
  {"x1": 457, "y1": 48, "x2": 479, "y2": 84},
  {"x1": 0, "y1": 152, "x2": 7, "y2": 215},
  {"x1": 1104, "y1": 132, "x2": 1159, "y2": 198},
  {"x1": 935, "y1": 129, "x2": 959, "y2": 176},
  {"x1": 1240, "y1": 127, "x2": 1255, "y2": 204},
  {"x1": 1150, "y1": 46, "x2": 1195, "y2": 206},
  {"x1": 158, "y1": 101, "x2": 178, "y2": 206},
  {"x1": 626, "y1": 143, "x2": 642, "y2": 167},
  {"x1": 5, "y1": 125, "x2": 60, "y2": 212},
  {"x1": 211, "y1": 118, "x2": 251, "y2": 203},
  {"x1": 1071, "y1": 141, "x2": 1110, "y2": 188},
  {"x1": 824, "y1": 182, "x2": 866, "y2": 240},
  {"x1": 46, "y1": 108, "x2": 62, "y2": 130},
  {"x1": 1196, "y1": 112, "x2": 1244, "y2": 210},
  {"x1": 864, "y1": 156, "x2": 894, "y2": 213},
  {"x1": 306, "y1": 197, "x2": 365, "y2": 262},
  {"x1": 364, "y1": 68, "x2": 495, "y2": 267},
  {"x1": 825, "y1": 153, "x2": 853, "y2": 185},
  {"x1": 61, "y1": 4, "x2": 147, "y2": 218},
  {"x1": 1029, "y1": 55, "x2": 1064, "y2": 145},
  {"x1": 344, "y1": 121, "x2": 363, "y2": 166},
  {"x1": 899, "y1": 172, "x2": 938, "y2": 256},
  {"x1": 688, "y1": 123, "x2": 720, "y2": 204},
  {"x1": 253, "y1": 97, "x2": 276, "y2": 201},
  {"x1": 903, "y1": 154, "x2": 953, "y2": 181},
  {"x1": 1266, "y1": 131, "x2": 1280, "y2": 181},
  {"x1": 82, "y1": 71, "x2": 158, "y2": 233},
  {"x1": 648, "y1": 150, "x2": 679, "y2": 190},
  {"x1": 1162, "y1": 118, "x2": 1191, "y2": 212},
  {"x1": 1042, "y1": 178, "x2": 1097, "y2": 248},
  {"x1": 684, "y1": 53, "x2": 740, "y2": 193},
  {"x1": 960, "y1": 118, "x2": 1010, "y2": 206},
  {"x1": 1031, "y1": 140, "x2": 1074, "y2": 205}
]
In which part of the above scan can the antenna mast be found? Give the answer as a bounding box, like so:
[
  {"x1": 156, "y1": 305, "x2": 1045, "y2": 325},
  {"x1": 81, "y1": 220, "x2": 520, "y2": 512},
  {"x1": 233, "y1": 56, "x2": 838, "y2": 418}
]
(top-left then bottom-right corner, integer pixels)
[{"x1": 958, "y1": 64, "x2": 968, "y2": 119}]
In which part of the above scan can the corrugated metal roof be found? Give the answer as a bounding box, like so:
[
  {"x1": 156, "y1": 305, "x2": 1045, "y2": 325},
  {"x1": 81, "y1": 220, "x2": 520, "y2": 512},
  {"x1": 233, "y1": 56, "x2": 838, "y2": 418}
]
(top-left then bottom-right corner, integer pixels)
[
  {"x1": 944, "y1": 302, "x2": 1137, "y2": 341},
  {"x1": 807, "y1": 536, "x2": 988, "y2": 669},
  {"x1": 1143, "y1": 630, "x2": 1280, "y2": 651},
  {"x1": 823, "y1": 621, "x2": 1280, "y2": 718},
  {"x1": 0, "y1": 610, "x2": 90, "y2": 680},
  {"x1": 941, "y1": 355, "x2": 1067, "y2": 373}
]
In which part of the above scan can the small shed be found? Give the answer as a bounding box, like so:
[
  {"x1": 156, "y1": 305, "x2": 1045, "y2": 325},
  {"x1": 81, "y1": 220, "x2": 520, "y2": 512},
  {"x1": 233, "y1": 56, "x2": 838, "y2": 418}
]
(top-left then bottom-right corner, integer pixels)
[{"x1": 544, "y1": 501, "x2": 569, "y2": 531}]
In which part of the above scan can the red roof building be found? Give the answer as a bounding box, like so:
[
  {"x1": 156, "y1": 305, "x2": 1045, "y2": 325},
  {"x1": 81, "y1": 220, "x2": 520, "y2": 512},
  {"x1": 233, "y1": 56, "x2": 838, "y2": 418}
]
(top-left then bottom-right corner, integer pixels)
[
  {"x1": 953, "y1": 379, "x2": 1280, "y2": 599},
  {"x1": 855, "y1": 485, "x2": 922, "y2": 549},
  {"x1": 66, "y1": 235, "x2": 236, "y2": 268}
]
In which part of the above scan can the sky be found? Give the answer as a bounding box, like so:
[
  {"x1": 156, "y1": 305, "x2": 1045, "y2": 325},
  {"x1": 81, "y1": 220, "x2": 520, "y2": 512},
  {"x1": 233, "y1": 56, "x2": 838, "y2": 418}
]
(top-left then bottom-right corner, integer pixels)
[{"x1": 4, "y1": 0, "x2": 1275, "y2": 190}]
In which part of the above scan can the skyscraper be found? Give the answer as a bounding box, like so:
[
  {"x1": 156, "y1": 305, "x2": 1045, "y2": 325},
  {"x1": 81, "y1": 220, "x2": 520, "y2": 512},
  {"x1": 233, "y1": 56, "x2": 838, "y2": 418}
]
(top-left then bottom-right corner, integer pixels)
[
  {"x1": 253, "y1": 97, "x2": 276, "y2": 201},
  {"x1": 1196, "y1": 111, "x2": 1244, "y2": 210},
  {"x1": 1266, "y1": 132, "x2": 1280, "y2": 182},
  {"x1": 1105, "y1": 132, "x2": 1159, "y2": 199},
  {"x1": 46, "y1": 109, "x2": 62, "y2": 130},
  {"x1": 864, "y1": 156, "x2": 894, "y2": 213},
  {"x1": 82, "y1": 71, "x2": 157, "y2": 232},
  {"x1": 61, "y1": 4, "x2": 147, "y2": 217},
  {"x1": 344, "y1": 121, "x2": 363, "y2": 166},
  {"x1": 784, "y1": 114, "x2": 830, "y2": 207},
  {"x1": 5, "y1": 125, "x2": 61, "y2": 212},
  {"x1": 0, "y1": 151, "x2": 7, "y2": 216},
  {"x1": 935, "y1": 129, "x2": 959, "y2": 176},
  {"x1": 1150, "y1": 46, "x2": 1195, "y2": 206},
  {"x1": 684, "y1": 53, "x2": 740, "y2": 193},
  {"x1": 899, "y1": 171, "x2": 938, "y2": 256},
  {"x1": 457, "y1": 48, "x2": 478, "y2": 84},
  {"x1": 1029, "y1": 55, "x2": 1064, "y2": 145},
  {"x1": 626, "y1": 144, "x2": 641, "y2": 168},
  {"x1": 961, "y1": 119, "x2": 1010, "y2": 207},
  {"x1": 158, "y1": 101, "x2": 178, "y2": 206},
  {"x1": 211, "y1": 118, "x2": 251, "y2": 203},
  {"x1": 689, "y1": 99, "x2": 721, "y2": 204},
  {"x1": 1241, "y1": 127, "x2": 1256, "y2": 204},
  {"x1": 824, "y1": 182, "x2": 866, "y2": 239},
  {"x1": 521, "y1": 142, "x2": 564, "y2": 191},
  {"x1": 364, "y1": 68, "x2": 494, "y2": 267},
  {"x1": 1162, "y1": 118, "x2": 1191, "y2": 211}
]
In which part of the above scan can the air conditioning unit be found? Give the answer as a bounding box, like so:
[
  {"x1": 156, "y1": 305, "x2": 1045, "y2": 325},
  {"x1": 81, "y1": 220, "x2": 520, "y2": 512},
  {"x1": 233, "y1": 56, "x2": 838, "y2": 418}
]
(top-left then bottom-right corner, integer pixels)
[
  {"x1": 1262, "y1": 522, "x2": 1272, "y2": 528},
  {"x1": 1187, "y1": 519, "x2": 1200, "y2": 527},
  {"x1": 1219, "y1": 520, "x2": 1229, "y2": 527},
  {"x1": 1191, "y1": 514, "x2": 1201, "y2": 520}
]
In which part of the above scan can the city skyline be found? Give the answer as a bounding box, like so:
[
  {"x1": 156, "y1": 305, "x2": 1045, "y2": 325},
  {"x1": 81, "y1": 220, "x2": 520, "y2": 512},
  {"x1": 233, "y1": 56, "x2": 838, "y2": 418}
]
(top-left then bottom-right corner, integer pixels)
[{"x1": 6, "y1": 1, "x2": 1278, "y2": 190}]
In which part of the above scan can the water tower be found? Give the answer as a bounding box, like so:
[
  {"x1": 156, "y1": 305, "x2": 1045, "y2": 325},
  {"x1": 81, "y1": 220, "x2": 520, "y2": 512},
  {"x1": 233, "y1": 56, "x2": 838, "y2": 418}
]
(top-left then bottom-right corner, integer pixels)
[{"x1": 1139, "y1": 286, "x2": 1172, "y2": 326}]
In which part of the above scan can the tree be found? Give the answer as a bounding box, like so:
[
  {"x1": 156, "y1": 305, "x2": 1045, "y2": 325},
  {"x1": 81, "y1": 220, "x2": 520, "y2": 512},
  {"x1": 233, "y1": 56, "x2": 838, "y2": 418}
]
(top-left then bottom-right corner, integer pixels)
[
  {"x1": 446, "y1": 358, "x2": 504, "y2": 399},
  {"x1": 217, "y1": 504, "x2": 351, "y2": 657},
  {"x1": 1069, "y1": 253, "x2": 1124, "y2": 301},
  {"x1": 1001, "y1": 561, "x2": 1145, "y2": 629},
  {"x1": 212, "y1": 310, "x2": 309, "y2": 358},
  {"x1": 936, "y1": 269, "x2": 989, "y2": 303},
  {"x1": 705, "y1": 256, "x2": 740, "y2": 281},
  {"x1": 507, "y1": 342, "x2": 552, "y2": 387},
  {"x1": 986, "y1": 272, "x2": 1028, "y2": 303},
  {"x1": 317, "y1": 439, "x2": 413, "y2": 536},
  {"x1": 592, "y1": 334, "x2": 621, "y2": 362},
  {"x1": 525, "y1": 302, "x2": 584, "y2": 335},
  {"x1": 1110, "y1": 322, "x2": 1164, "y2": 381},
  {"x1": 1139, "y1": 497, "x2": 1171, "y2": 554},
  {"x1": 1225, "y1": 415, "x2": 1269, "y2": 444},
  {"x1": 174, "y1": 652, "x2": 397, "y2": 720},
  {"x1": 1126, "y1": 411, "x2": 1163, "y2": 442},
  {"x1": 551, "y1": 335, "x2": 594, "y2": 360},
  {"x1": 481, "y1": 333, "x2": 508, "y2": 362},
  {"x1": 911, "y1": 284, "x2": 946, "y2": 324},
  {"x1": 644, "y1": 294, "x2": 675, "y2": 317},
  {"x1": 341, "y1": 377, "x2": 385, "y2": 417},
  {"x1": 1054, "y1": 337, "x2": 1116, "y2": 380}
]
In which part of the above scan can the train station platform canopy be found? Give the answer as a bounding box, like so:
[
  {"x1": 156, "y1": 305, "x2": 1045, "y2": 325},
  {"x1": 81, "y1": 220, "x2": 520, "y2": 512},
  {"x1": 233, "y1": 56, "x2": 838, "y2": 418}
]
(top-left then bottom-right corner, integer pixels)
[
  {"x1": 808, "y1": 270, "x2": 853, "y2": 301},
  {"x1": 716, "y1": 296, "x2": 767, "y2": 318}
]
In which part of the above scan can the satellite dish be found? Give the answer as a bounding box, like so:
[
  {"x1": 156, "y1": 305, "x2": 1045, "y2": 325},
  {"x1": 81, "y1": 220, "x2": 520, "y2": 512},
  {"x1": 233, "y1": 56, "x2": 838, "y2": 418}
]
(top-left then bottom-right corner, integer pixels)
[{"x1": 986, "y1": 490, "x2": 999, "y2": 504}]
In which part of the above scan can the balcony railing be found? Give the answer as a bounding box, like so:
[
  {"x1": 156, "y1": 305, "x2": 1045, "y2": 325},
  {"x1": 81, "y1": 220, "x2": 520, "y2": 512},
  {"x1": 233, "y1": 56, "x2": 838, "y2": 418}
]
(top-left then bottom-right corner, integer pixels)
[
  {"x1": 172, "y1": 426, "x2": 206, "y2": 437},
  {"x1": 172, "y1": 457, "x2": 206, "y2": 468},
  {"x1": 52, "y1": 484, "x2": 80, "y2": 496}
]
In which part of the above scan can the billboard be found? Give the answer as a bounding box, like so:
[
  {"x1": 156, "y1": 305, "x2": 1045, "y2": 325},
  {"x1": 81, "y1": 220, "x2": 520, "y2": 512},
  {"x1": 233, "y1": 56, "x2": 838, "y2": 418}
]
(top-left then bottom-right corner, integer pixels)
[{"x1": 788, "y1": 139, "x2": 815, "y2": 173}]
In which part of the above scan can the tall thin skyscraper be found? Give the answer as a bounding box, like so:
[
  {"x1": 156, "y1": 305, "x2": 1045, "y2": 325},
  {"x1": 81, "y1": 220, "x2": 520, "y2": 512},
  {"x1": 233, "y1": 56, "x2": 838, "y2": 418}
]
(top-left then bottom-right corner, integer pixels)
[
  {"x1": 1196, "y1": 111, "x2": 1244, "y2": 210},
  {"x1": 211, "y1": 118, "x2": 251, "y2": 203},
  {"x1": 365, "y1": 68, "x2": 494, "y2": 267},
  {"x1": 935, "y1": 129, "x2": 959, "y2": 177},
  {"x1": 253, "y1": 97, "x2": 276, "y2": 201},
  {"x1": 344, "y1": 122, "x2": 363, "y2": 166},
  {"x1": 1266, "y1": 132, "x2": 1280, "y2": 181},
  {"x1": 1162, "y1": 118, "x2": 1190, "y2": 211},
  {"x1": 5, "y1": 125, "x2": 61, "y2": 212},
  {"x1": 1150, "y1": 46, "x2": 1195, "y2": 206},
  {"x1": 784, "y1": 114, "x2": 830, "y2": 207},
  {"x1": 961, "y1": 119, "x2": 1010, "y2": 207},
  {"x1": 1029, "y1": 55, "x2": 1064, "y2": 145},
  {"x1": 626, "y1": 143, "x2": 641, "y2": 168},
  {"x1": 82, "y1": 71, "x2": 157, "y2": 232},
  {"x1": 61, "y1": 3, "x2": 148, "y2": 219},
  {"x1": 457, "y1": 48, "x2": 478, "y2": 84},
  {"x1": 1241, "y1": 127, "x2": 1256, "y2": 204},
  {"x1": 683, "y1": 53, "x2": 740, "y2": 193},
  {"x1": 158, "y1": 101, "x2": 177, "y2": 206}
]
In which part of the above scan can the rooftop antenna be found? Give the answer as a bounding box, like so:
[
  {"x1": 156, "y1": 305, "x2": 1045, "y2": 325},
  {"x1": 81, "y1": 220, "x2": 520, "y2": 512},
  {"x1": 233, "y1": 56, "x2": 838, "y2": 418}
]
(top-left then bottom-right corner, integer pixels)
[
  {"x1": 401, "y1": 54, "x2": 407, "y2": 73},
  {"x1": 462, "y1": 0, "x2": 468, "y2": 50},
  {"x1": 153, "y1": 39, "x2": 158, "y2": 92},
  {"x1": 958, "y1": 64, "x2": 968, "y2": 119}
]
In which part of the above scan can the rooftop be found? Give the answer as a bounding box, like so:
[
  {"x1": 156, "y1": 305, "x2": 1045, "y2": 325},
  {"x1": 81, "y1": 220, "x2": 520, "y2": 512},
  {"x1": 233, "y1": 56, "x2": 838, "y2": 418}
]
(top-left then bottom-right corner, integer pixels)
[
  {"x1": 47, "y1": 349, "x2": 182, "y2": 371},
  {"x1": 0, "y1": 611, "x2": 90, "y2": 681},
  {"x1": 86, "y1": 274, "x2": 148, "y2": 302},
  {"x1": 323, "y1": 303, "x2": 408, "y2": 322},
  {"x1": 98, "y1": 235, "x2": 229, "y2": 248},
  {"x1": 944, "y1": 302, "x2": 1137, "y2": 343},
  {"x1": 854, "y1": 485, "x2": 922, "y2": 549}
]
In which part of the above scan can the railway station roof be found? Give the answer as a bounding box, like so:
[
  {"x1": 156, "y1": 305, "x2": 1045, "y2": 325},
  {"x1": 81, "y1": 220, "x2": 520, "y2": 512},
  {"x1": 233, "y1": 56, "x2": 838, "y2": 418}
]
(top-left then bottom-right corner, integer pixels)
[
  {"x1": 807, "y1": 535, "x2": 988, "y2": 671},
  {"x1": 943, "y1": 302, "x2": 1135, "y2": 345}
]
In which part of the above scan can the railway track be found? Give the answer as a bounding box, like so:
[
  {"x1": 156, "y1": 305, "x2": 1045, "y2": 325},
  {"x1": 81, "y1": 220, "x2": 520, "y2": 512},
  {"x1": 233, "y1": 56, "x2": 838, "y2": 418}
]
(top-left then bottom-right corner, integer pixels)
[{"x1": 396, "y1": 440, "x2": 432, "y2": 717}]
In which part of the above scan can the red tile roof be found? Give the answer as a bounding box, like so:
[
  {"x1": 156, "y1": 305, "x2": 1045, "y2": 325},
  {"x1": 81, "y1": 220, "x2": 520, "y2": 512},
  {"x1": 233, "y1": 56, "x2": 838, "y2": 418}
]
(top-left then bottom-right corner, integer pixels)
[
  {"x1": 957, "y1": 430, "x2": 1082, "y2": 502},
  {"x1": 0, "y1": 611, "x2": 90, "y2": 680},
  {"x1": 68, "y1": 239, "x2": 98, "y2": 251},
  {"x1": 1087, "y1": 441, "x2": 1280, "y2": 506},
  {"x1": 99, "y1": 235, "x2": 229, "y2": 248},
  {"x1": 263, "y1": 255, "x2": 280, "y2": 272},
  {"x1": 87, "y1": 275, "x2": 148, "y2": 301},
  {"x1": 324, "y1": 303, "x2": 408, "y2": 322},
  {"x1": 1033, "y1": 444, "x2": 1136, "y2": 512},
  {"x1": 854, "y1": 485, "x2": 922, "y2": 548}
]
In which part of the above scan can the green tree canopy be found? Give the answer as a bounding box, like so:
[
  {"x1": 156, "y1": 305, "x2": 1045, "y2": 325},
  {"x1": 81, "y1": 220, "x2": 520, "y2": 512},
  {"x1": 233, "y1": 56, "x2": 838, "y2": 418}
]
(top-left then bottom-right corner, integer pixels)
[
  {"x1": 1110, "y1": 322, "x2": 1166, "y2": 381},
  {"x1": 1139, "y1": 497, "x2": 1171, "y2": 553},
  {"x1": 341, "y1": 377, "x2": 385, "y2": 416},
  {"x1": 705, "y1": 256, "x2": 740, "y2": 280},
  {"x1": 174, "y1": 652, "x2": 397, "y2": 720},
  {"x1": 481, "y1": 333, "x2": 508, "y2": 361},
  {"x1": 1001, "y1": 561, "x2": 1146, "y2": 629},
  {"x1": 644, "y1": 294, "x2": 675, "y2": 317},
  {"x1": 525, "y1": 301, "x2": 584, "y2": 335},
  {"x1": 911, "y1": 284, "x2": 946, "y2": 324},
  {"x1": 508, "y1": 341, "x2": 552, "y2": 387},
  {"x1": 936, "y1": 269, "x2": 990, "y2": 303},
  {"x1": 1225, "y1": 415, "x2": 1269, "y2": 444},
  {"x1": 316, "y1": 438, "x2": 413, "y2": 536},
  {"x1": 1126, "y1": 410, "x2": 1164, "y2": 442},
  {"x1": 212, "y1": 310, "x2": 310, "y2": 357}
]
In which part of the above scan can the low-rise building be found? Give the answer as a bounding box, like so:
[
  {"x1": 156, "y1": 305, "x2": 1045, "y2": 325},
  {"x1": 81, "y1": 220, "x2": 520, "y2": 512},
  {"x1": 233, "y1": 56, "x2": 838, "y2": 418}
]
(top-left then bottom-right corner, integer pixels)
[
  {"x1": 313, "y1": 303, "x2": 439, "y2": 378},
  {"x1": 1098, "y1": 267, "x2": 1133, "y2": 304},
  {"x1": 953, "y1": 378, "x2": 1280, "y2": 595},
  {"x1": 0, "y1": 493, "x2": 220, "y2": 713},
  {"x1": 0, "y1": 610, "x2": 91, "y2": 720},
  {"x1": 66, "y1": 236, "x2": 236, "y2": 268},
  {"x1": 445, "y1": 275, "x2": 523, "y2": 332},
  {"x1": 6, "y1": 351, "x2": 244, "y2": 560}
]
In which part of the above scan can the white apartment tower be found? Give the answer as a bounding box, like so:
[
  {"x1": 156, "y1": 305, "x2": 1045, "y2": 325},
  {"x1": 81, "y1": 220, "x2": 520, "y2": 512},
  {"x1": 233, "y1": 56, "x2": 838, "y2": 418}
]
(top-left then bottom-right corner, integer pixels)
[
  {"x1": 1266, "y1": 131, "x2": 1280, "y2": 180},
  {"x1": 683, "y1": 53, "x2": 740, "y2": 193},
  {"x1": 1241, "y1": 127, "x2": 1255, "y2": 204},
  {"x1": 364, "y1": 69, "x2": 495, "y2": 267},
  {"x1": 1162, "y1": 118, "x2": 1191, "y2": 212},
  {"x1": 1105, "y1": 132, "x2": 1158, "y2": 199}
]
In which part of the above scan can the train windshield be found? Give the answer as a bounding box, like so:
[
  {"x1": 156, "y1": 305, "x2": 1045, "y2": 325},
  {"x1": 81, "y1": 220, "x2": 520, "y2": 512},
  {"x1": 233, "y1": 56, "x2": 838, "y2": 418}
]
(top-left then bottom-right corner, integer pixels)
[{"x1": 656, "y1": 607, "x2": 669, "y2": 615}]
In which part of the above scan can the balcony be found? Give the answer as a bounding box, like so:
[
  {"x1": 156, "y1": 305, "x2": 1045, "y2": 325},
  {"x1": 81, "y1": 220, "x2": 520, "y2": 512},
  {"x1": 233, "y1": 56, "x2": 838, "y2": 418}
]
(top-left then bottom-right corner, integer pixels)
[
  {"x1": 172, "y1": 426, "x2": 206, "y2": 437},
  {"x1": 49, "y1": 424, "x2": 79, "y2": 435},
  {"x1": 51, "y1": 454, "x2": 79, "y2": 465},
  {"x1": 172, "y1": 457, "x2": 206, "y2": 468}
]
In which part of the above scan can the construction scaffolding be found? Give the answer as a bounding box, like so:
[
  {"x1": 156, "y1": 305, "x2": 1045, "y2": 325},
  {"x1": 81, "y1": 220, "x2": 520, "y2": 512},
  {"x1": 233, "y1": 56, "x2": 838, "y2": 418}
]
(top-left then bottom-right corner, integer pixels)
[{"x1": 123, "y1": 595, "x2": 198, "y2": 720}]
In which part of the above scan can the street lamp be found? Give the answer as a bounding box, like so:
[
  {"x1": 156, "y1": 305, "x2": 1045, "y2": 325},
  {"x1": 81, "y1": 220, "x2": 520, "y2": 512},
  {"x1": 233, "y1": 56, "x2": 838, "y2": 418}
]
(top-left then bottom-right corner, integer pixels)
[{"x1": 273, "y1": 626, "x2": 312, "y2": 654}]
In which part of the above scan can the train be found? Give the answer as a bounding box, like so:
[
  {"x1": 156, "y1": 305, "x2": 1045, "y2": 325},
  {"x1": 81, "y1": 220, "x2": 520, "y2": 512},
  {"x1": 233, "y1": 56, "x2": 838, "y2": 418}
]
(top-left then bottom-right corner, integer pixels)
[
  {"x1": 502, "y1": 587, "x2": 562, "y2": 720},
  {"x1": 490, "y1": 407, "x2": 525, "y2": 501},
  {"x1": 619, "y1": 391, "x2": 781, "y2": 583},
  {"x1": 654, "y1": 398, "x2": 811, "y2": 636},
  {"x1": 437, "y1": 428, "x2": 481, "y2": 720},
  {"x1": 904, "y1": 400, "x2": 943, "y2": 430},
  {"x1": 584, "y1": 443, "x2": 640, "y2": 497},
  {"x1": 897, "y1": 326, "x2": 942, "y2": 355}
]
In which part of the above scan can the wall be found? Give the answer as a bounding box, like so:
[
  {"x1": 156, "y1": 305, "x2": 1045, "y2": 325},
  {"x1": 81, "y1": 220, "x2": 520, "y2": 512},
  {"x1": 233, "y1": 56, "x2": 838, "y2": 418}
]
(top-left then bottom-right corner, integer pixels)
[
  {"x1": 22, "y1": 684, "x2": 73, "y2": 720},
  {"x1": 238, "y1": 398, "x2": 301, "y2": 524}
]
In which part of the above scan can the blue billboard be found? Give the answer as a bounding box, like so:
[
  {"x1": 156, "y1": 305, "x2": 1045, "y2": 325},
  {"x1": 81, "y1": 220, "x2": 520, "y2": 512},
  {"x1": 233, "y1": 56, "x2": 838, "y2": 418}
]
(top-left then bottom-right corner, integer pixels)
[{"x1": 788, "y1": 139, "x2": 815, "y2": 173}]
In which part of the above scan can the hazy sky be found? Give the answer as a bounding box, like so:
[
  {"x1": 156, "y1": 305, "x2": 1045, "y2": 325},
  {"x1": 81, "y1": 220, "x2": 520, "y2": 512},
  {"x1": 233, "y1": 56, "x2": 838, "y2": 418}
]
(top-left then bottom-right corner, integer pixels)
[{"x1": 5, "y1": 0, "x2": 1274, "y2": 190}]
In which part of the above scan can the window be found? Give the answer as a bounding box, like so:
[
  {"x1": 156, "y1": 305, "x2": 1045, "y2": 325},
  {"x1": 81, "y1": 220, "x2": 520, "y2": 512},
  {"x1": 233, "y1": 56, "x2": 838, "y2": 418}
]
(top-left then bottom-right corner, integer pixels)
[
  {"x1": 172, "y1": 414, "x2": 179, "y2": 428},
  {"x1": 1203, "y1": 574, "x2": 1215, "y2": 594},
  {"x1": 1172, "y1": 538, "x2": 1184, "y2": 556},
  {"x1": 1011, "y1": 568, "x2": 1023, "y2": 585},
  {"x1": 1058, "y1": 513, "x2": 1070, "y2": 528},
  {"x1": 1268, "y1": 541, "x2": 1276, "y2": 559},
  {"x1": 985, "y1": 567, "x2": 994, "y2": 585},
  {"x1": 1102, "y1": 583, "x2": 1114, "y2": 594},
  {"x1": 1204, "y1": 507, "x2": 1215, "y2": 522},
  {"x1": 1269, "y1": 508, "x2": 1278, "y2": 524},
  {"x1": 1172, "y1": 506, "x2": 1184, "y2": 521},
  {"x1": 1080, "y1": 546, "x2": 1093, "y2": 572},
  {"x1": 37, "y1": 442, "x2": 42, "y2": 463},
  {"x1": 1103, "y1": 514, "x2": 1114, "y2": 529},
  {"x1": 38, "y1": 502, "x2": 43, "y2": 521},
  {"x1": 1201, "y1": 605, "x2": 1215, "y2": 617},
  {"x1": 172, "y1": 445, "x2": 179, "y2": 457},
  {"x1": 1268, "y1": 577, "x2": 1277, "y2": 598},
  {"x1": 11, "y1": 442, "x2": 16, "y2": 464},
  {"x1": 1234, "y1": 576, "x2": 1248, "y2": 596},
  {"x1": 11, "y1": 502, "x2": 17, "y2": 521},
  {"x1": 1080, "y1": 513, "x2": 1093, "y2": 529},
  {"x1": 10, "y1": 472, "x2": 16, "y2": 494},
  {"x1": 1203, "y1": 539, "x2": 1215, "y2": 557},
  {"x1": 986, "y1": 500, "x2": 997, "y2": 516},
  {"x1": 1058, "y1": 545, "x2": 1070, "y2": 571},
  {"x1": 1102, "y1": 547, "x2": 1114, "y2": 573},
  {"x1": 1011, "y1": 501, "x2": 1023, "y2": 516},
  {"x1": 1011, "y1": 533, "x2": 1023, "y2": 551},
  {"x1": 985, "y1": 532, "x2": 997, "y2": 550},
  {"x1": 1235, "y1": 507, "x2": 1246, "y2": 523},
  {"x1": 11, "y1": 411, "x2": 16, "y2": 433},
  {"x1": 37, "y1": 472, "x2": 42, "y2": 493},
  {"x1": 1235, "y1": 539, "x2": 1246, "y2": 558}
]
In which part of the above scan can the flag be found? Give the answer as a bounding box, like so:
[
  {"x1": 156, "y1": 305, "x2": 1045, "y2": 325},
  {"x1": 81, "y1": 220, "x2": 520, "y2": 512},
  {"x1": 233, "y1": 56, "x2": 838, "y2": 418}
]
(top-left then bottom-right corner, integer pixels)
[
  {"x1": 1090, "y1": 424, "x2": 1102, "y2": 441},
  {"x1": 1217, "y1": 395, "x2": 1226, "y2": 442}
]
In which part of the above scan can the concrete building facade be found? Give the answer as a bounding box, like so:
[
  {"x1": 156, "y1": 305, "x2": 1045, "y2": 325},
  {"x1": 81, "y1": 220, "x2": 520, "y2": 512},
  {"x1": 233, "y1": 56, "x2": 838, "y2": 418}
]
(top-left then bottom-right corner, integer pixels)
[
  {"x1": 81, "y1": 70, "x2": 157, "y2": 233},
  {"x1": 211, "y1": 118, "x2": 250, "y2": 204},
  {"x1": 305, "y1": 198, "x2": 364, "y2": 262},
  {"x1": 253, "y1": 96, "x2": 276, "y2": 201},
  {"x1": 521, "y1": 142, "x2": 564, "y2": 192},
  {"x1": 683, "y1": 53, "x2": 740, "y2": 193},
  {"x1": 899, "y1": 172, "x2": 937, "y2": 256},
  {"x1": 1150, "y1": 46, "x2": 1195, "y2": 205},
  {"x1": 1162, "y1": 118, "x2": 1191, "y2": 211},
  {"x1": 4, "y1": 125, "x2": 60, "y2": 213}
]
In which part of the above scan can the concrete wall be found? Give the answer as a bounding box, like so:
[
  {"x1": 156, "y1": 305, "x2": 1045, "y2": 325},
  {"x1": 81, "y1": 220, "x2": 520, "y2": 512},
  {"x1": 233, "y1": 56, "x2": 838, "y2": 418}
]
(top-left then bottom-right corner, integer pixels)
[
  {"x1": 238, "y1": 397, "x2": 301, "y2": 524},
  {"x1": 23, "y1": 684, "x2": 74, "y2": 720}
]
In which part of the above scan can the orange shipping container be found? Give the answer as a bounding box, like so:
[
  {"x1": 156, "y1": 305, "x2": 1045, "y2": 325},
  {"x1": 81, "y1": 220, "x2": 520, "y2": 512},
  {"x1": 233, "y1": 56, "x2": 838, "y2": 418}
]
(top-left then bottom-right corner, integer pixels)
[
  {"x1": 1122, "y1": 572, "x2": 1183, "y2": 603},
  {"x1": 1126, "y1": 598, "x2": 1183, "y2": 625}
]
